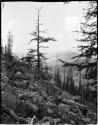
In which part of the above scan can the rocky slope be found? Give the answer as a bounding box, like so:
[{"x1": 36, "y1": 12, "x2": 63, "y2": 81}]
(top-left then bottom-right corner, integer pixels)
[{"x1": 1, "y1": 72, "x2": 97, "y2": 124}]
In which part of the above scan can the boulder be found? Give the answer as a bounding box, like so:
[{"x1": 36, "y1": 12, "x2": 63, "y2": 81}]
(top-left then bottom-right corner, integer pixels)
[
  {"x1": 25, "y1": 100, "x2": 39, "y2": 113},
  {"x1": 39, "y1": 117, "x2": 54, "y2": 124},
  {"x1": 28, "y1": 85, "x2": 38, "y2": 92},
  {"x1": 2, "y1": 91, "x2": 17, "y2": 110},
  {"x1": 53, "y1": 118, "x2": 61, "y2": 124},
  {"x1": 49, "y1": 79, "x2": 56, "y2": 85},
  {"x1": 87, "y1": 112, "x2": 97, "y2": 121},
  {"x1": 14, "y1": 100, "x2": 39, "y2": 118},
  {"x1": 58, "y1": 103, "x2": 71, "y2": 113}
]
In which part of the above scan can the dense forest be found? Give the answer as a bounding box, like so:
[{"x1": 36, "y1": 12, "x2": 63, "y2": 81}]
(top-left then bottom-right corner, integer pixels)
[{"x1": 1, "y1": 1, "x2": 97, "y2": 124}]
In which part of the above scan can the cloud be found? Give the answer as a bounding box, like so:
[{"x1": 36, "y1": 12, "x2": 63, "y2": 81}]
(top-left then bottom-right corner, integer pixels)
[
  {"x1": 7, "y1": 20, "x2": 15, "y2": 32},
  {"x1": 65, "y1": 17, "x2": 79, "y2": 31},
  {"x1": 55, "y1": 32, "x2": 64, "y2": 40}
]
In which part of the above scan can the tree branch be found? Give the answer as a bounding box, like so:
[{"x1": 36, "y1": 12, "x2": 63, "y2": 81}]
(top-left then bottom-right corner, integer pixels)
[{"x1": 39, "y1": 46, "x2": 49, "y2": 48}]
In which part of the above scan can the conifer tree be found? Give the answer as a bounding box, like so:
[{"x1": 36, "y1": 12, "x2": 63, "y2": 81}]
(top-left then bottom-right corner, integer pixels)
[
  {"x1": 65, "y1": 73, "x2": 69, "y2": 91},
  {"x1": 63, "y1": 67, "x2": 66, "y2": 90},
  {"x1": 73, "y1": 1, "x2": 97, "y2": 84},
  {"x1": 59, "y1": 1, "x2": 97, "y2": 86},
  {"x1": 30, "y1": 7, "x2": 56, "y2": 79}
]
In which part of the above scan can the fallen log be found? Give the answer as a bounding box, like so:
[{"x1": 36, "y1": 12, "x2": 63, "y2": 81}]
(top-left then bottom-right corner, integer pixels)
[
  {"x1": 1, "y1": 64, "x2": 17, "y2": 91},
  {"x1": 55, "y1": 98, "x2": 88, "y2": 117},
  {"x1": 1, "y1": 105, "x2": 29, "y2": 124},
  {"x1": 62, "y1": 98, "x2": 87, "y2": 109}
]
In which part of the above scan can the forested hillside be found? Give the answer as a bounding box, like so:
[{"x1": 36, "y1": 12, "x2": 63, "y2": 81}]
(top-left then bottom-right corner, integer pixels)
[{"x1": 1, "y1": 1, "x2": 97, "y2": 124}]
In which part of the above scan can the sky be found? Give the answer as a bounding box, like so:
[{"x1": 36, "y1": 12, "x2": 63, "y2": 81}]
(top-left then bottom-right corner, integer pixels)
[{"x1": 1, "y1": 1, "x2": 88, "y2": 57}]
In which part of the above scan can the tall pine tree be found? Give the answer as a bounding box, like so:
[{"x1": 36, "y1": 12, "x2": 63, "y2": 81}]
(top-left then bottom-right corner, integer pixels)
[{"x1": 30, "y1": 7, "x2": 56, "y2": 79}]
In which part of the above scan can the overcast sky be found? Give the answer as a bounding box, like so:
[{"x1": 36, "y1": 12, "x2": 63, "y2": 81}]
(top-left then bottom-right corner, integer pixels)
[{"x1": 1, "y1": 1, "x2": 88, "y2": 57}]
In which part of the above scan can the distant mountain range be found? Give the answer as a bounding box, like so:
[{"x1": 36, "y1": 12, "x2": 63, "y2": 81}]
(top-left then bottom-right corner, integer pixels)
[{"x1": 47, "y1": 51, "x2": 79, "y2": 66}]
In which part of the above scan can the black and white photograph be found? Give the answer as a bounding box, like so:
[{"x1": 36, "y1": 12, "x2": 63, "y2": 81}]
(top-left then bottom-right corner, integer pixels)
[{"x1": 1, "y1": 1, "x2": 97, "y2": 124}]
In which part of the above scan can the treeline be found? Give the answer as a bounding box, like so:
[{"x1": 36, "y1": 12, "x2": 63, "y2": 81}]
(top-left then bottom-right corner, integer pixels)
[
  {"x1": 53, "y1": 65, "x2": 97, "y2": 105},
  {"x1": 52, "y1": 52, "x2": 97, "y2": 106}
]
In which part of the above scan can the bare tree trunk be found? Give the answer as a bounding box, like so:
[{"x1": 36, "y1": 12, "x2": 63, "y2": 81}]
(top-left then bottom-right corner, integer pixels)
[{"x1": 37, "y1": 9, "x2": 40, "y2": 79}]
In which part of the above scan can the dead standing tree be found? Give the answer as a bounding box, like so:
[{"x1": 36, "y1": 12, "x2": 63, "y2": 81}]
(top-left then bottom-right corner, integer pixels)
[{"x1": 30, "y1": 6, "x2": 56, "y2": 79}]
